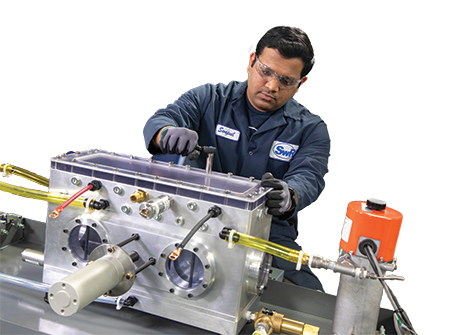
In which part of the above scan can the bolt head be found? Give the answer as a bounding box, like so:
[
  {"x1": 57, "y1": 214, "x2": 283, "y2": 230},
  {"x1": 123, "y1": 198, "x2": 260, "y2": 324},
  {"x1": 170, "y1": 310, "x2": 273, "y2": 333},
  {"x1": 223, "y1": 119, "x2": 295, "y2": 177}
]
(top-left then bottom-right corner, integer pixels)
[
  {"x1": 121, "y1": 205, "x2": 131, "y2": 214},
  {"x1": 187, "y1": 201, "x2": 198, "y2": 211},
  {"x1": 70, "y1": 177, "x2": 81, "y2": 186},
  {"x1": 113, "y1": 186, "x2": 123, "y2": 195}
]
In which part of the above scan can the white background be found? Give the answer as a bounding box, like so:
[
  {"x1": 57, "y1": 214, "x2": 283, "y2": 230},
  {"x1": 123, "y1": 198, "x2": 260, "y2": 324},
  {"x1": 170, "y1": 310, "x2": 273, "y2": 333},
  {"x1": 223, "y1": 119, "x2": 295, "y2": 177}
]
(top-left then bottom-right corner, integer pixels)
[{"x1": 1, "y1": 1, "x2": 449, "y2": 333}]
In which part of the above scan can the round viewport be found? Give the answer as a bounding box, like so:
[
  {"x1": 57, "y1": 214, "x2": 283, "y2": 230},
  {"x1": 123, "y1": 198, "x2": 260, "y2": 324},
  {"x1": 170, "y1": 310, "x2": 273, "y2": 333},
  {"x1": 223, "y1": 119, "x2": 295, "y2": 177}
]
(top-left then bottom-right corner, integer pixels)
[
  {"x1": 68, "y1": 225, "x2": 102, "y2": 261},
  {"x1": 165, "y1": 250, "x2": 204, "y2": 289}
]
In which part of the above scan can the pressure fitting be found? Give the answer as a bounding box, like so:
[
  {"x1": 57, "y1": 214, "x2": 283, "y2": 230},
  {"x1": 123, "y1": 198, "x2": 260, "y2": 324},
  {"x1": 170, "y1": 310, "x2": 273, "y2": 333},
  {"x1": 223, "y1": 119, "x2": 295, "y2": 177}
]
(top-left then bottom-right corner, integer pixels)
[
  {"x1": 130, "y1": 189, "x2": 148, "y2": 203},
  {"x1": 251, "y1": 308, "x2": 319, "y2": 335}
]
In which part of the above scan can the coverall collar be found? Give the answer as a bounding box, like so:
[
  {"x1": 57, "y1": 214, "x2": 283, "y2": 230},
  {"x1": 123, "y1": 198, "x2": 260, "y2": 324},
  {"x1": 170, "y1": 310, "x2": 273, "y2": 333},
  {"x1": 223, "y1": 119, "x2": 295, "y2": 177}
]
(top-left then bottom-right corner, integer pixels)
[{"x1": 231, "y1": 81, "x2": 290, "y2": 134}]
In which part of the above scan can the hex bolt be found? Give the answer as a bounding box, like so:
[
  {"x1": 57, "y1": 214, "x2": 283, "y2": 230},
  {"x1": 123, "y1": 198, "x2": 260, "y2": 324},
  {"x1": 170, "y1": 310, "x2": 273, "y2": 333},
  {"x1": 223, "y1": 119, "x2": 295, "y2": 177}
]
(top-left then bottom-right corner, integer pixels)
[
  {"x1": 121, "y1": 205, "x2": 131, "y2": 214},
  {"x1": 71, "y1": 177, "x2": 81, "y2": 186},
  {"x1": 200, "y1": 222, "x2": 208, "y2": 232},
  {"x1": 187, "y1": 201, "x2": 198, "y2": 211},
  {"x1": 113, "y1": 186, "x2": 124, "y2": 195}
]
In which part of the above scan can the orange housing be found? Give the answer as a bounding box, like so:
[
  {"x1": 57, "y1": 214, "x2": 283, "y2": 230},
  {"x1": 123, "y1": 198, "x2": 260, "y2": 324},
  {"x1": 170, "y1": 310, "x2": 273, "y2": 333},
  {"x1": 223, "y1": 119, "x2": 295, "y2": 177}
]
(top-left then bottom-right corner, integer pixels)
[{"x1": 340, "y1": 200, "x2": 403, "y2": 261}]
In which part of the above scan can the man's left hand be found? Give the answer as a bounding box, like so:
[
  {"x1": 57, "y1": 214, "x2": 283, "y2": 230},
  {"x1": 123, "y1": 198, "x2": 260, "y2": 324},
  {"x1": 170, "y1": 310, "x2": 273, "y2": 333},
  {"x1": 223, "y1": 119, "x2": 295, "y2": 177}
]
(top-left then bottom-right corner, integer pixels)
[{"x1": 261, "y1": 172, "x2": 293, "y2": 216}]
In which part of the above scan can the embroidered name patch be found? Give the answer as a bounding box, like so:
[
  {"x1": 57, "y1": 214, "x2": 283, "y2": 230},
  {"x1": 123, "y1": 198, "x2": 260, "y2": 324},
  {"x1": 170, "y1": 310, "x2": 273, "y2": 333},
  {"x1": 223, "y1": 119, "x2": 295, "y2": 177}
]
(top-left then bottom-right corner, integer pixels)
[
  {"x1": 215, "y1": 124, "x2": 240, "y2": 141},
  {"x1": 269, "y1": 141, "x2": 299, "y2": 162}
]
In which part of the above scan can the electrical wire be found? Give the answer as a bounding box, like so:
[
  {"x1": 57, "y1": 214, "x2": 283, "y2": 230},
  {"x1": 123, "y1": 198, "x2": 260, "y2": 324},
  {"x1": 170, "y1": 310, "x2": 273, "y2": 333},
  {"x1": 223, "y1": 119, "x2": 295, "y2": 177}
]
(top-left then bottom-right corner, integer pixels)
[
  {"x1": 49, "y1": 184, "x2": 93, "y2": 219},
  {"x1": 364, "y1": 245, "x2": 417, "y2": 335},
  {"x1": 169, "y1": 205, "x2": 221, "y2": 260}
]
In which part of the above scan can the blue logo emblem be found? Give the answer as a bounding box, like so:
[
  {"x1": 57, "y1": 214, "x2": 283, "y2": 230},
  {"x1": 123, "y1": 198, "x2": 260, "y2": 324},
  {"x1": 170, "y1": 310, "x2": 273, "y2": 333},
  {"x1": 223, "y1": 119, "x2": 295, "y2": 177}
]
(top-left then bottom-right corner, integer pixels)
[{"x1": 269, "y1": 141, "x2": 299, "y2": 162}]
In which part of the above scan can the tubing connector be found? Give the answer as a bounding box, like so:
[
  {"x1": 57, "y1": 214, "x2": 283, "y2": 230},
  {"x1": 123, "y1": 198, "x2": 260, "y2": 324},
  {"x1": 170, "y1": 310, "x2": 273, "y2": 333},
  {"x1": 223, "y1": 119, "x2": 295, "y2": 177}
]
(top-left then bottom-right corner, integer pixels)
[
  {"x1": 309, "y1": 254, "x2": 384, "y2": 280},
  {"x1": 252, "y1": 308, "x2": 319, "y2": 335},
  {"x1": 130, "y1": 189, "x2": 148, "y2": 203}
]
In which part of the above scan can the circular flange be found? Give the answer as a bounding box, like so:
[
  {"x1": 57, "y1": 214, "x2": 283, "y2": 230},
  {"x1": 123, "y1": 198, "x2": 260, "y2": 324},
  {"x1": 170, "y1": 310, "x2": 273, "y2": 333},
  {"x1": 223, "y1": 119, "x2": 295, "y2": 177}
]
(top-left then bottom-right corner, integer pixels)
[
  {"x1": 157, "y1": 242, "x2": 215, "y2": 299},
  {"x1": 247, "y1": 251, "x2": 272, "y2": 296}
]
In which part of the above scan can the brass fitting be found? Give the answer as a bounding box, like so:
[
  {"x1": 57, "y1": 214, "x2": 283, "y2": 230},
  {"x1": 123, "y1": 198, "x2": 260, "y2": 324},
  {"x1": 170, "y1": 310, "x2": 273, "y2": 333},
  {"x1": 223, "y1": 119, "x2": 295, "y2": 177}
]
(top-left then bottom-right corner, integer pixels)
[
  {"x1": 253, "y1": 308, "x2": 319, "y2": 335},
  {"x1": 301, "y1": 252, "x2": 311, "y2": 266},
  {"x1": 130, "y1": 189, "x2": 148, "y2": 203}
]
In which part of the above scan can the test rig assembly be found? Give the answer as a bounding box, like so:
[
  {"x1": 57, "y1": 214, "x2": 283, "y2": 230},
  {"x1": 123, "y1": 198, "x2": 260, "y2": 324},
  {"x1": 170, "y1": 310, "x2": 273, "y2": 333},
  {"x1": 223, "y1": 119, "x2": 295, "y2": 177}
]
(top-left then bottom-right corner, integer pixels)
[{"x1": 0, "y1": 149, "x2": 416, "y2": 335}]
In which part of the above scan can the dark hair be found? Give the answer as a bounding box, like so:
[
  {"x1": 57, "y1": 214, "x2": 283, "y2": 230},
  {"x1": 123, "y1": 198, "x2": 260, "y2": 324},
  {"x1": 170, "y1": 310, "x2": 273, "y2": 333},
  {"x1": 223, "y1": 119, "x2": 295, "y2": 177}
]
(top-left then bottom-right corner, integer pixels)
[{"x1": 255, "y1": 26, "x2": 315, "y2": 78}]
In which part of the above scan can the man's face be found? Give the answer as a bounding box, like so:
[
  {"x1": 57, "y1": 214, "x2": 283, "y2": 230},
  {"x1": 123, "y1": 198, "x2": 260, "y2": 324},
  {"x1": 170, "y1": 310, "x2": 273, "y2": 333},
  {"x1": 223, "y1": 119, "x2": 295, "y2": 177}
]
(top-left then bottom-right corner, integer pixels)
[{"x1": 247, "y1": 47, "x2": 306, "y2": 112}]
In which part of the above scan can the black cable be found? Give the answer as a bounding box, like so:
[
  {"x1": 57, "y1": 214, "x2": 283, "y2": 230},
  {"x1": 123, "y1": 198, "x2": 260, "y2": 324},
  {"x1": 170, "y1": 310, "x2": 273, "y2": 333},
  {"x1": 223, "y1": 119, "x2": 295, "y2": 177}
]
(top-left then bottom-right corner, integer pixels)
[
  {"x1": 364, "y1": 245, "x2": 417, "y2": 335},
  {"x1": 179, "y1": 205, "x2": 222, "y2": 249}
]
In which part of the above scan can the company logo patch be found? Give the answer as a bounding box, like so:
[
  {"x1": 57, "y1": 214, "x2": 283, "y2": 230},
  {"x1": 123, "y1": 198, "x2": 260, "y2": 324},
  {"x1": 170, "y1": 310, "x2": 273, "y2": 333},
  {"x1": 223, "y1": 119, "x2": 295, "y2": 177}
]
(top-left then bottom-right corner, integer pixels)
[
  {"x1": 215, "y1": 124, "x2": 240, "y2": 141},
  {"x1": 269, "y1": 141, "x2": 299, "y2": 162}
]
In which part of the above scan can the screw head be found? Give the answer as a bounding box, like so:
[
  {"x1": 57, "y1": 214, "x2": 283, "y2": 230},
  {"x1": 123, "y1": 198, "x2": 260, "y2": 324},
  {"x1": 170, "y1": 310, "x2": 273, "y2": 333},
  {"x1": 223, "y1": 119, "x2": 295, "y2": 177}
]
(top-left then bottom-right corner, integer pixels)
[{"x1": 175, "y1": 216, "x2": 185, "y2": 226}]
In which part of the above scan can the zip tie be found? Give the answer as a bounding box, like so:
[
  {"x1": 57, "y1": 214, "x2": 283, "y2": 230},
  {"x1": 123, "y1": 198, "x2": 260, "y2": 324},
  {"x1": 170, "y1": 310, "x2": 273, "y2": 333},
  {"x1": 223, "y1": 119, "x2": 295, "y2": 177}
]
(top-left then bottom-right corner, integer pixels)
[
  {"x1": 228, "y1": 229, "x2": 236, "y2": 249},
  {"x1": 296, "y1": 250, "x2": 304, "y2": 271},
  {"x1": 2, "y1": 164, "x2": 12, "y2": 178},
  {"x1": 84, "y1": 198, "x2": 95, "y2": 214}
]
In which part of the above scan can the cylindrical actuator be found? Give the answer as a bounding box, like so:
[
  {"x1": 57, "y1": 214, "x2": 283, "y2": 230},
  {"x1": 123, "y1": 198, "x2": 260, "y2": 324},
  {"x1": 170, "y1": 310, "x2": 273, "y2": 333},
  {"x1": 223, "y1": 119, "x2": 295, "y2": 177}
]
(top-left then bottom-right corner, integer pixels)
[
  {"x1": 339, "y1": 199, "x2": 403, "y2": 261},
  {"x1": 48, "y1": 245, "x2": 135, "y2": 316}
]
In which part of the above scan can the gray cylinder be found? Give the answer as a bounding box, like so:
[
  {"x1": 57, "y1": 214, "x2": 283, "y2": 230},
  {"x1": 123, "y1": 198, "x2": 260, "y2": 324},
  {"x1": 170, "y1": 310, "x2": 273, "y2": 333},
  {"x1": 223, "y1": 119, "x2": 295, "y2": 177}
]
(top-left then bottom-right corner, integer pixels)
[
  {"x1": 21, "y1": 248, "x2": 45, "y2": 267},
  {"x1": 331, "y1": 257, "x2": 384, "y2": 335},
  {"x1": 48, "y1": 245, "x2": 135, "y2": 317}
]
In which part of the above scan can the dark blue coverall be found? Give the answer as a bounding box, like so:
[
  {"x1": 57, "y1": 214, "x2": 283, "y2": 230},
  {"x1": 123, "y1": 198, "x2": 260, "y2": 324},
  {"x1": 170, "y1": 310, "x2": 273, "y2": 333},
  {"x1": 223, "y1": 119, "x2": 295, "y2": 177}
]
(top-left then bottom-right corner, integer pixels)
[{"x1": 144, "y1": 80, "x2": 330, "y2": 291}]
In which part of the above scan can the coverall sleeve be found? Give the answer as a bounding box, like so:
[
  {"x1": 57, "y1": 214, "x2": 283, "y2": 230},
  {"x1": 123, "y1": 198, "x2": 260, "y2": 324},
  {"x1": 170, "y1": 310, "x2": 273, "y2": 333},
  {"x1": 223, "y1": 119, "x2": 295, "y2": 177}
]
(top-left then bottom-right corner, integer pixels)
[
  {"x1": 284, "y1": 120, "x2": 330, "y2": 217},
  {"x1": 143, "y1": 85, "x2": 212, "y2": 154}
]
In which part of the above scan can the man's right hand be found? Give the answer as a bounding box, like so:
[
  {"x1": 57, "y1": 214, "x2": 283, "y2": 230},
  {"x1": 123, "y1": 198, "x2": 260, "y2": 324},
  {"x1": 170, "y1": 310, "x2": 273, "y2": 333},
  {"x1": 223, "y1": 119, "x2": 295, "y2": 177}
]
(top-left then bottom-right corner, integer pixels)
[{"x1": 159, "y1": 127, "x2": 199, "y2": 156}]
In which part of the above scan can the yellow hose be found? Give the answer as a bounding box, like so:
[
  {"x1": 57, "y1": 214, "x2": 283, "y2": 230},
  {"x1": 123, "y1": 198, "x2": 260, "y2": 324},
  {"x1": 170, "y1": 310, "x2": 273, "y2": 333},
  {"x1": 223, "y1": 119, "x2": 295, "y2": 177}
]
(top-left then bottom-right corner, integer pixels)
[
  {"x1": 0, "y1": 181, "x2": 85, "y2": 208},
  {"x1": 223, "y1": 229, "x2": 310, "y2": 265},
  {"x1": 1, "y1": 163, "x2": 49, "y2": 187}
]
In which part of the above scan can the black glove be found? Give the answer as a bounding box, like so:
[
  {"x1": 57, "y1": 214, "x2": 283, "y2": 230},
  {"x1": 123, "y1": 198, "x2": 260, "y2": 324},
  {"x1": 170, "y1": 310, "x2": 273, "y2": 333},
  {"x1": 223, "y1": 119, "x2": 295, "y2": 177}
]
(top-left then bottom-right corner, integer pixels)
[
  {"x1": 261, "y1": 172, "x2": 293, "y2": 217},
  {"x1": 160, "y1": 127, "x2": 199, "y2": 156}
]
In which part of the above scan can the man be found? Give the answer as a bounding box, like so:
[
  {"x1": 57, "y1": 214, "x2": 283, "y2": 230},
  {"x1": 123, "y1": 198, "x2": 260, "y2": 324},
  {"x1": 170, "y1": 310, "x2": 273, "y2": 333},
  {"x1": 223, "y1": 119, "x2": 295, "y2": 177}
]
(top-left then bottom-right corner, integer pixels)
[{"x1": 143, "y1": 26, "x2": 330, "y2": 291}]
